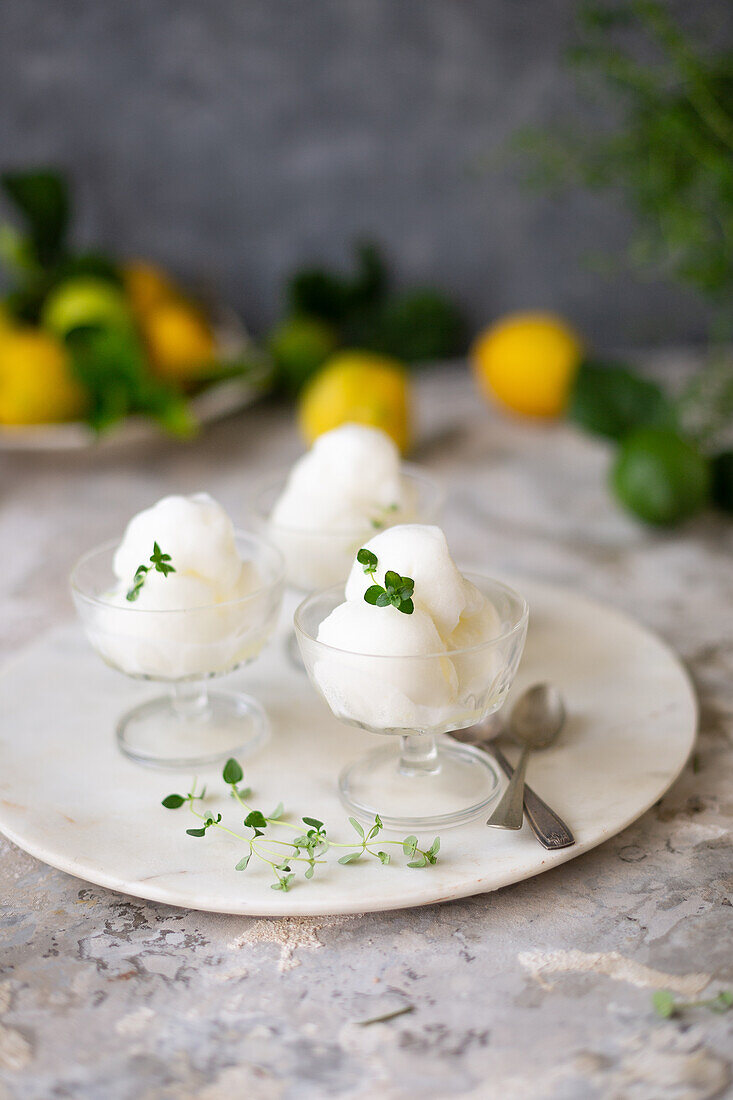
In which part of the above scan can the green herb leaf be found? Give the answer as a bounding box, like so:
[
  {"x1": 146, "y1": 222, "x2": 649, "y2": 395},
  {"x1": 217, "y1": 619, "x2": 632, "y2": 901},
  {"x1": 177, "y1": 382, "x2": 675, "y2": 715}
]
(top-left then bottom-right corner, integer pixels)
[
  {"x1": 161, "y1": 794, "x2": 186, "y2": 809},
  {"x1": 269, "y1": 801, "x2": 284, "y2": 820},
  {"x1": 235, "y1": 854, "x2": 251, "y2": 871},
  {"x1": 126, "y1": 544, "x2": 174, "y2": 601},
  {"x1": 363, "y1": 566, "x2": 416, "y2": 614},
  {"x1": 569, "y1": 360, "x2": 676, "y2": 441},
  {"x1": 302, "y1": 816, "x2": 324, "y2": 829},
  {"x1": 186, "y1": 827, "x2": 207, "y2": 837},
  {"x1": 222, "y1": 758, "x2": 244, "y2": 785},
  {"x1": 357, "y1": 548, "x2": 378, "y2": 573},
  {"x1": 377, "y1": 851, "x2": 391, "y2": 865},
  {"x1": 1, "y1": 169, "x2": 70, "y2": 266},
  {"x1": 150, "y1": 542, "x2": 175, "y2": 577},
  {"x1": 402, "y1": 836, "x2": 418, "y2": 857},
  {"x1": 244, "y1": 810, "x2": 268, "y2": 830},
  {"x1": 407, "y1": 855, "x2": 427, "y2": 868},
  {"x1": 67, "y1": 325, "x2": 196, "y2": 437},
  {"x1": 349, "y1": 817, "x2": 365, "y2": 838},
  {"x1": 338, "y1": 852, "x2": 362, "y2": 864},
  {"x1": 652, "y1": 991, "x2": 677, "y2": 1018}
]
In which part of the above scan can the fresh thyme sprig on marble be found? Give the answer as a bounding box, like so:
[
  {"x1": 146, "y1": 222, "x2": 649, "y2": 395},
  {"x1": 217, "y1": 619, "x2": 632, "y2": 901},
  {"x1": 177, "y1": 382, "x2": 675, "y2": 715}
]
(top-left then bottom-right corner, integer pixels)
[
  {"x1": 126, "y1": 542, "x2": 176, "y2": 602},
  {"x1": 652, "y1": 989, "x2": 733, "y2": 1019},
  {"x1": 356, "y1": 548, "x2": 415, "y2": 615},
  {"x1": 162, "y1": 758, "x2": 440, "y2": 892}
]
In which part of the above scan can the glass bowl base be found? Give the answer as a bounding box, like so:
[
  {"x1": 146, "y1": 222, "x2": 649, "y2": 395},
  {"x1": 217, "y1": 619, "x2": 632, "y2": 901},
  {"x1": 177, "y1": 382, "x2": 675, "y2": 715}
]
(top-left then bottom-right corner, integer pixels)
[
  {"x1": 338, "y1": 739, "x2": 502, "y2": 830},
  {"x1": 116, "y1": 690, "x2": 269, "y2": 771}
]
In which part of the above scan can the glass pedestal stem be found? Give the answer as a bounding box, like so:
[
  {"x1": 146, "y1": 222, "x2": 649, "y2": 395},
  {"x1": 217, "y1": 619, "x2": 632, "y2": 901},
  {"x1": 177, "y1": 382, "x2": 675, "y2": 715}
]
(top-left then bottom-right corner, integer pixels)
[
  {"x1": 398, "y1": 734, "x2": 440, "y2": 778},
  {"x1": 170, "y1": 680, "x2": 210, "y2": 721}
]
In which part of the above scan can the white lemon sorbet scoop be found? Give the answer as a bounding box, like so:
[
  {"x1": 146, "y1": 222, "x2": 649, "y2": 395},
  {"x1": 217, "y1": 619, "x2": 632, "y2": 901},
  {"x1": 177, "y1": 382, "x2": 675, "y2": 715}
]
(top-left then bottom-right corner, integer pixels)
[
  {"x1": 295, "y1": 524, "x2": 528, "y2": 829},
  {"x1": 72, "y1": 493, "x2": 284, "y2": 769},
  {"x1": 255, "y1": 423, "x2": 444, "y2": 592}
]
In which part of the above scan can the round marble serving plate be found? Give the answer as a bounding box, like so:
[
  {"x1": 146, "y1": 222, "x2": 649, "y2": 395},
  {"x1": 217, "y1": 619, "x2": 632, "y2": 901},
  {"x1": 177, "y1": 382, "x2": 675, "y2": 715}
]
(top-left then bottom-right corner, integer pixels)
[{"x1": 0, "y1": 578, "x2": 696, "y2": 917}]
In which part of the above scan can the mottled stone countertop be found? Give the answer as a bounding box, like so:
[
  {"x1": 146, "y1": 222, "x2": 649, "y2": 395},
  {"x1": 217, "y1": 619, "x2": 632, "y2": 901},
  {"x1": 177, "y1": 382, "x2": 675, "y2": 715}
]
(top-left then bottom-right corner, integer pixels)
[{"x1": 1, "y1": 361, "x2": 732, "y2": 1100}]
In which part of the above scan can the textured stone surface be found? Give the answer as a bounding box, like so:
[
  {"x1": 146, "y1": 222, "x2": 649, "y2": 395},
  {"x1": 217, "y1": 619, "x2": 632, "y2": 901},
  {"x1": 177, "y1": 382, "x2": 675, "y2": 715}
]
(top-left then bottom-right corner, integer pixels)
[
  {"x1": 1, "y1": 0, "x2": 728, "y2": 344},
  {"x1": 1, "y1": 363, "x2": 732, "y2": 1098}
]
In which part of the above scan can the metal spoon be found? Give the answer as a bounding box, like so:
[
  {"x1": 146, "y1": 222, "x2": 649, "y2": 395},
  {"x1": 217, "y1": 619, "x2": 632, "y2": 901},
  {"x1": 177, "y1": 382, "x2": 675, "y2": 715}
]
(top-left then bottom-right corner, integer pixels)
[{"x1": 485, "y1": 683, "x2": 565, "y2": 831}]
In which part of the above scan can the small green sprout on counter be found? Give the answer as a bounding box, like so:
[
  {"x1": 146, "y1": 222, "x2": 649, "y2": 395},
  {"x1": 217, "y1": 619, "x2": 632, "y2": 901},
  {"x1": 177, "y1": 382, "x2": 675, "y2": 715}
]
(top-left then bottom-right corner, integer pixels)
[
  {"x1": 162, "y1": 758, "x2": 440, "y2": 892},
  {"x1": 126, "y1": 542, "x2": 175, "y2": 602},
  {"x1": 357, "y1": 548, "x2": 415, "y2": 615},
  {"x1": 652, "y1": 989, "x2": 733, "y2": 1019}
]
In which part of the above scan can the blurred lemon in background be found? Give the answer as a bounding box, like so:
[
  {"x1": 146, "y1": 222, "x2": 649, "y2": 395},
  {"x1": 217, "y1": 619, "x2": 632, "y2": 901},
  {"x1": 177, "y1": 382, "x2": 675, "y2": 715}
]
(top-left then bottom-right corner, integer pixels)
[
  {"x1": 471, "y1": 312, "x2": 583, "y2": 418},
  {"x1": 141, "y1": 299, "x2": 216, "y2": 384},
  {"x1": 42, "y1": 276, "x2": 131, "y2": 337},
  {"x1": 0, "y1": 329, "x2": 88, "y2": 423},
  {"x1": 122, "y1": 261, "x2": 178, "y2": 317},
  {"x1": 298, "y1": 350, "x2": 411, "y2": 452}
]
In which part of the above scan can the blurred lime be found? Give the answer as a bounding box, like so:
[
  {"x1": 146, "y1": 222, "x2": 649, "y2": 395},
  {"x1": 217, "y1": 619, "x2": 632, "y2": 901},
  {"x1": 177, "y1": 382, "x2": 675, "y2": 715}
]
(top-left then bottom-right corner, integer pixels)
[
  {"x1": 122, "y1": 260, "x2": 179, "y2": 316},
  {"x1": 42, "y1": 276, "x2": 131, "y2": 337},
  {"x1": 471, "y1": 312, "x2": 583, "y2": 418},
  {"x1": 0, "y1": 328, "x2": 88, "y2": 424},
  {"x1": 141, "y1": 299, "x2": 216, "y2": 384},
  {"x1": 298, "y1": 350, "x2": 411, "y2": 452},
  {"x1": 269, "y1": 316, "x2": 338, "y2": 394},
  {"x1": 712, "y1": 450, "x2": 733, "y2": 514},
  {"x1": 611, "y1": 428, "x2": 710, "y2": 526}
]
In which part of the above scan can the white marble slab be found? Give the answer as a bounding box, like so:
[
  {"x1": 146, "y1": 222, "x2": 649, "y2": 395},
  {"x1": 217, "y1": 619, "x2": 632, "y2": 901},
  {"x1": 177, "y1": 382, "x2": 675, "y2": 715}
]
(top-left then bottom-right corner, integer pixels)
[{"x1": 0, "y1": 577, "x2": 696, "y2": 917}]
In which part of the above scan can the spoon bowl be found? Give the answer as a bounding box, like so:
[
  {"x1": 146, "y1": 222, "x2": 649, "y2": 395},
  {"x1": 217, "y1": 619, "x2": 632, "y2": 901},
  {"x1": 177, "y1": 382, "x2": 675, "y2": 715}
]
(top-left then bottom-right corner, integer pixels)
[{"x1": 510, "y1": 683, "x2": 565, "y2": 750}]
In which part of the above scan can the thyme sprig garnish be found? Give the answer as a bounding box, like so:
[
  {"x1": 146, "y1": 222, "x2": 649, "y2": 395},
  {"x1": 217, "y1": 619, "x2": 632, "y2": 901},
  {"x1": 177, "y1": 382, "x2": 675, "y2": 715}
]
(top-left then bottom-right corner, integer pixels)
[
  {"x1": 126, "y1": 542, "x2": 176, "y2": 602},
  {"x1": 653, "y1": 989, "x2": 733, "y2": 1019},
  {"x1": 162, "y1": 758, "x2": 440, "y2": 892},
  {"x1": 357, "y1": 548, "x2": 415, "y2": 615}
]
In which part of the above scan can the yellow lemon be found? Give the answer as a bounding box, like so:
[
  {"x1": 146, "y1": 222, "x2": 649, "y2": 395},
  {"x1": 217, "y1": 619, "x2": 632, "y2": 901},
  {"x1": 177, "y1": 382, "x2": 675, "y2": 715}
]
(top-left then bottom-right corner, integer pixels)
[
  {"x1": 141, "y1": 300, "x2": 216, "y2": 384},
  {"x1": 298, "y1": 351, "x2": 411, "y2": 453},
  {"x1": 0, "y1": 329, "x2": 88, "y2": 424},
  {"x1": 122, "y1": 260, "x2": 179, "y2": 316},
  {"x1": 471, "y1": 312, "x2": 583, "y2": 418}
]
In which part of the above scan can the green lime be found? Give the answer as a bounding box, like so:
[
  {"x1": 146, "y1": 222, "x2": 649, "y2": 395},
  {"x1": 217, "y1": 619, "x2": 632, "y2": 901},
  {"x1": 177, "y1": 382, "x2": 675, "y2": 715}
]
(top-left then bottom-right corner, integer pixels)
[
  {"x1": 712, "y1": 450, "x2": 733, "y2": 514},
  {"x1": 269, "y1": 316, "x2": 338, "y2": 394},
  {"x1": 42, "y1": 276, "x2": 131, "y2": 337},
  {"x1": 611, "y1": 428, "x2": 711, "y2": 526}
]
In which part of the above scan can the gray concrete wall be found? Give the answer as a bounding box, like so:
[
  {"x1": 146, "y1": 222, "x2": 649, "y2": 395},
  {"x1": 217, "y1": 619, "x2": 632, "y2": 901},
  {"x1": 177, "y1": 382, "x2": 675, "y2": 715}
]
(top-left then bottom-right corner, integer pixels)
[{"x1": 0, "y1": 0, "x2": 725, "y2": 348}]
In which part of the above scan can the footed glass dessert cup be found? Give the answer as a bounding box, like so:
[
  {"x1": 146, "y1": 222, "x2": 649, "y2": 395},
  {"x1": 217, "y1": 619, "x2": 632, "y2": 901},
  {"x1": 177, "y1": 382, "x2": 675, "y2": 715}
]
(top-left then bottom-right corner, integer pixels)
[
  {"x1": 253, "y1": 465, "x2": 444, "y2": 666},
  {"x1": 294, "y1": 575, "x2": 528, "y2": 829},
  {"x1": 71, "y1": 532, "x2": 284, "y2": 770}
]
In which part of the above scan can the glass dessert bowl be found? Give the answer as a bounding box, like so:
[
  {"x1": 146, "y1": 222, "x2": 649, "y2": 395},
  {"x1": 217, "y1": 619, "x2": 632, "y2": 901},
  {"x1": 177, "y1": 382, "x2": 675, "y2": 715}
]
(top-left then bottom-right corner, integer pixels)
[
  {"x1": 71, "y1": 530, "x2": 284, "y2": 770},
  {"x1": 294, "y1": 574, "x2": 528, "y2": 829}
]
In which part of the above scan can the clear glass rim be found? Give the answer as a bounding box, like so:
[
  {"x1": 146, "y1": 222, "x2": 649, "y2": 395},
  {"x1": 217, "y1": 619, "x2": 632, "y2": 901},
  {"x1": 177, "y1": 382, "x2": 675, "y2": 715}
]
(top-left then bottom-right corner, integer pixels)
[
  {"x1": 293, "y1": 572, "x2": 529, "y2": 660},
  {"x1": 250, "y1": 462, "x2": 445, "y2": 538},
  {"x1": 69, "y1": 529, "x2": 285, "y2": 615}
]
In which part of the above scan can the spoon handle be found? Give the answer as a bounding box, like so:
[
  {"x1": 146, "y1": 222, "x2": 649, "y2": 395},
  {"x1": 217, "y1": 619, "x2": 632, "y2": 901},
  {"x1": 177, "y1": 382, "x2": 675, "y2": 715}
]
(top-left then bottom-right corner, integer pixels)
[
  {"x1": 492, "y1": 746, "x2": 575, "y2": 850},
  {"x1": 486, "y1": 744, "x2": 530, "y2": 830}
]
